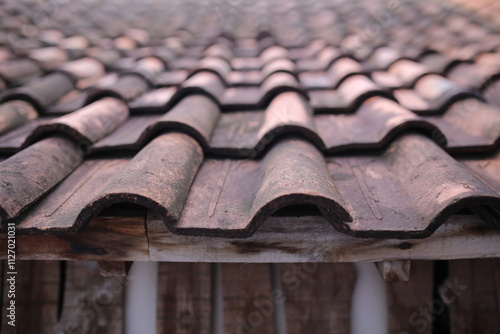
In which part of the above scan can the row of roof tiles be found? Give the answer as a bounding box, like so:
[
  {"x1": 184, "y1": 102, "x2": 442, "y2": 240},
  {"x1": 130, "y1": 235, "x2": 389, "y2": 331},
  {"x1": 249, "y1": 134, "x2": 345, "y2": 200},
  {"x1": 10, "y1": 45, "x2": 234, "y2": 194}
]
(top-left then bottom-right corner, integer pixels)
[
  {"x1": 2, "y1": 41, "x2": 500, "y2": 83},
  {"x1": 1, "y1": 0, "x2": 499, "y2": 62},
  {"x1": 1, "y1": 91, "x2": 499, "y2": 157},
  {"x1": 1, "y1": 0, "x2": 498, "y2": 45},
  {"x1": 2, "y1": 46, "x2": 500, "y2": 111},
  {"x1": 3, "y1": 132, "x2": 500, "y2": 238},
  {"x1": 0, "y1": 0, "x2": 499, "y2": 239}
]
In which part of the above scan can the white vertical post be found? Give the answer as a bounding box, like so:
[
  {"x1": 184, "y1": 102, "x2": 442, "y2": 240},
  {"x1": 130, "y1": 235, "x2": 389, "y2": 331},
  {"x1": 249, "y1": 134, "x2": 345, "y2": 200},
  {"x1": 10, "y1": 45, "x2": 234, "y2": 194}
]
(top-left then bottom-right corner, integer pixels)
[
  {"x1": 271, "y1": 263, "x2": 287, "y2": 334},
  {"x1": 125, "y1": 261, "x2": 159, "y2": 334},
  {"x1": 350, "y1": 262, "x2": 388, "y2": 334}
]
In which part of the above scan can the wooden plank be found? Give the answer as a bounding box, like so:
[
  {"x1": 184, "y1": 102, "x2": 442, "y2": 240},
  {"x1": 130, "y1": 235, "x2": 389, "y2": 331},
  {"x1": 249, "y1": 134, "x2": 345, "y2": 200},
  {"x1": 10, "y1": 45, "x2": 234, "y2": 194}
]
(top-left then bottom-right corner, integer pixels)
[
  {"x1": 446, "y1": 259, "x2": 500, "y2": 334},
  {"x1": 1, "y1": 260, "x2": 60, "y2": 333},
  {"x1": 386, "y1": 261, "x2": 434, "y2": 334},
  {"x1": 52, "y1": 261, "x2": 126, "y2": 334},
  {"x1": 1, "y1": 214, "x2": 500, "y2": 262},
  {"x1": 5, "y1": 215, "x2": 149, "y2": 261},
  {"x1": 156, "y1": 262, "x2": 212, "y2": 334},
  {"x1": 223, "y1": 263, "x2": 275, "y2": 334},
  {"x1": 282, "y1": 263, "x2": 355, "y2": 334},
  {"x1": 146, "y1": 214, "x2": 500, "y2": 263}
]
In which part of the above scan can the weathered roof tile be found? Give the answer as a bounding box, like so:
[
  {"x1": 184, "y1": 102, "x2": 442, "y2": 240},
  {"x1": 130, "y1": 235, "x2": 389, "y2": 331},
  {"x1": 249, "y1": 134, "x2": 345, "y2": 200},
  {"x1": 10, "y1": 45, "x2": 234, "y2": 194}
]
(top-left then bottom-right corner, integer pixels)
[{"x1": 0, "y1": 0, "x2": 499, "y2": 240}]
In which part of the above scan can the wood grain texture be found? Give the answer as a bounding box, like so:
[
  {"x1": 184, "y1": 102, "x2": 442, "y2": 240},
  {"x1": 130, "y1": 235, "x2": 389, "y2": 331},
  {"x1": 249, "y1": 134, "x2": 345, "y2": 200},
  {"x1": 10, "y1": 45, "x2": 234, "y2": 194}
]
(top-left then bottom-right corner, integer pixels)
[
  {"x1": 386, "y1": 261, "x2": 434, "y2": 334},
  {"x1": 1, "y1": 215, "x2": 499, "y2": 262},
  {"x1": 147, "y1": 214, "x2": 500, "y2": 263},
  {"x1": 156, "y1": 262, "x2": 212, "y2": 334},
  {"x1": 282, "y1": 263, "x2": 355, "y2": 334},
  {"x1": 52, "y1": 261, "x2": 126, "y2": 334},
  {"x1": 222, "y1": 263, "x2": 275, "y2": 334},
  {"x1": 1, "y1": 260, "x2": 60, "y2": 334},
  {"x1": 446, "y1": 259, "x2": 500, "y2": 334},
  {"x1": 10, "y1": 216, "x2": 149, "y2": 261}
]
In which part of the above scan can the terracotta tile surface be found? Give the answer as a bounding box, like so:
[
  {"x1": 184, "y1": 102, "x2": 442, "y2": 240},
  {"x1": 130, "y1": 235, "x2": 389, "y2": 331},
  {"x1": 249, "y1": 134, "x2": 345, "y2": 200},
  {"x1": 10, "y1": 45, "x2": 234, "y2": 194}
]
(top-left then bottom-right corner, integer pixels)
[{"x1": 0, "y1": 0, "x2": 499, "y2": 238}]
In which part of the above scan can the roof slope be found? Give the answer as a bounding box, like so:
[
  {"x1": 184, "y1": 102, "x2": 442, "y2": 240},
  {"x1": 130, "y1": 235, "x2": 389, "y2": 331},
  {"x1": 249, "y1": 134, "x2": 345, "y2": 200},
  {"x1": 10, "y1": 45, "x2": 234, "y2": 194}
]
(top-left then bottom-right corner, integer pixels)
[{"x1": 0, "y1": 0, "x2": 500, "y2": 239}]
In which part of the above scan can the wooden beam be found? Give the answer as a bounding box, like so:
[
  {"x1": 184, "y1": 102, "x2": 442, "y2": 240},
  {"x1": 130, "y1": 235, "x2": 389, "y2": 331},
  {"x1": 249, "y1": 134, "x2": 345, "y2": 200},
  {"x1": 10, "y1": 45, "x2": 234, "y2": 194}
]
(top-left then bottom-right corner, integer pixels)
[
  {"x1": 4, "y1": 216, "x2": 149, "y2": 261},
  {"x1": 1, "y1": 214, "x2": 500, "y2": 262},
  {"x1": 146, "y1": 214, "x2": 500, "y2": 262}
]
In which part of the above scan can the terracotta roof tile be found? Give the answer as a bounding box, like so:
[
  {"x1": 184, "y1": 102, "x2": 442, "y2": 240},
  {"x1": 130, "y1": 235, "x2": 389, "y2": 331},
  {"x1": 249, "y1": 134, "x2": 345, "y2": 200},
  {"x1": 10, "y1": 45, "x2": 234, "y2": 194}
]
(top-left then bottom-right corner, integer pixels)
[
  {"x1": 1, "y1": 72, "x2": 75, "y2": 112},
  {"x1": 0, "y1": 100, "x2": 37, "y2": 136},
  {"x1": 24, "y1": 97, "x2": 129, "y2": 149},
  {"x1": 0, "y1": 137, "x2": 83, "y2": 221}
]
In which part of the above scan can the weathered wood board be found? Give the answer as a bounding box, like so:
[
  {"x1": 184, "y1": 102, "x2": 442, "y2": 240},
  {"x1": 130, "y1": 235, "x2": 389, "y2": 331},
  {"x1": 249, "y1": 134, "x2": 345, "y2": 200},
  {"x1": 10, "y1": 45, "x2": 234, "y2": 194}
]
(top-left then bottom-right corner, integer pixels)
[
  {"x1": 446, "y1": 259, "x2": 500, "y2": 334},
  {"x1": 156, "y1": 262, "x2": 212, "y2": 334},
  {"x1": 281, "y1": 263, "x2": 355, "y2": 334},
  {"x1": 1, "y1": 260, "x2": 60, "y2": 333},
  {"x1": 0, "y1": 214, "x2": 499, "y2": 262},
  {"x1": 386, "y1": 261, "x2": 434, "y2": 334},
  {"x1": 222, "y1": 263, "x2": 275, "y2": 334},
  {"x1": 146, "y1": 215, "x2": 500, "y2": 262}
]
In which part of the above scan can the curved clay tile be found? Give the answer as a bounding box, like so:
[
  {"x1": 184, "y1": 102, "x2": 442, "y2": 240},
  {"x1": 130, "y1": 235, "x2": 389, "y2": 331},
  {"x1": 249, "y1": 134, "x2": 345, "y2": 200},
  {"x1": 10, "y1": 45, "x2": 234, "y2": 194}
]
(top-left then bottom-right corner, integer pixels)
[
  {"x1": 388, "y1": 59, "x2": 435, "y2": 87},
  {"x1": 90, "y1": 93, "x2": 499, "y2": 157},
  {"x1": 370, "y1": 71, "x2": 404, "y2": 89},
  {"x1": 310, "y1": 75, "x2": 394, "y2": 113},
  {"x1": 260, "y1": 45, "x2": 288, "y2": 64},
  {"x1": 28, "y1": 47, "x2": 69, "y2": 70},
  {"x1": 59, "y1": 57, "x2": 105, "y2": 81},
  {"x1": 14, "y1": 132, "x2": 203, "y2": 234},
  {"x1": 222, "y1": 72, "x2": 306, "y2": 110},
  {"x1": 0, "y1": 137, "x2": 83, "y2": 222},
  {"x1": 447, "y1": 62, "x2": 500, "y2": 91},
  {"x1": 227, "y1": 58, "x2": 298, "y2": 87},
  {"x1": 425, "y1": 98, "x2": 500, "y2": 153},
  {"x1": 409, "y1": 74, "x2": 481, "y2": 113},
  {"x1": 329, "y1": 134, "x2": 500, "y2": 238},
  {"x1": 296, "y1": 47, "x2": 343, "y2": 72},
  {"x1": 188, "y1": 57, "x2": 232, "y2": 84},
  {"x1": 203, "y1": 44, "x2": 234, "y2": 62},
  {"x1": 179, "y1": 71, "x2": 226, "y2": 103},
  {"x1": 128, "y1": 87, "x2": 178, "y2": 113},
  {"x1": 0, "y1": 58, "x2": 42, "y2": 86},
  {"x1": 0, "y1": 118, "x2": 47, "y2": 155},
  {"x1": 93, "y1": 95, "x2": 220, "y2": 152},
  {"x1": 261, "y1": 58, "x2": 297, "y2": 80},
  {"x1": 211, "y1": 91, "x2": 324, "y2": 157},
  {"x1": 23, "y1": 97, "x2": 129, "y2": 149},
  {"x1": 419, "y1": 53, "x2": 468, "y2": 75},
  {"x1": 327, "y1": 57, "x2": 365, "y2": 88},
  {"x1": 85, "y1": 74, "x2": 149, "y2": 104},
  {"x1": 367, "y1": 47, "x2": 403, "y2": 71},
  {"x1": 0, "y1": 100, "x2": 38, "y2": 136},
  {"x1": 231, "y1": 57, "x2": 264, "y2": 71},
  {"x1": 316, "y1": 96, "x2": 445, "y2": 153},
  {"x1": 0, "y1": 72, "x2": 76, "y2": 113},
  {"x1": 173, "y1": 137, "x2": 352, "y2": 237},
  {"x1": 77, "y1": 132, "x2": 203, "y2": 229}
]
